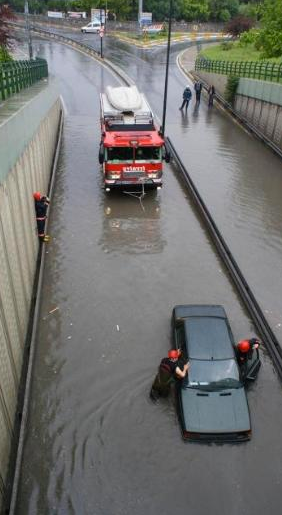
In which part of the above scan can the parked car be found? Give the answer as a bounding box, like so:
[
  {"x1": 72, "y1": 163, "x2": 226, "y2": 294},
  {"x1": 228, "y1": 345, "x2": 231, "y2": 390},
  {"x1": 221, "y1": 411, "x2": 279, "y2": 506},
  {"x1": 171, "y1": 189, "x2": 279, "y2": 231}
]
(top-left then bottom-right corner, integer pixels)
[
  {"x1": 81, "y1": 21, "x2": 102, "y2": 33},
  {"x1": 172, "y1": 305, "x2": 260, "y2": 442}
]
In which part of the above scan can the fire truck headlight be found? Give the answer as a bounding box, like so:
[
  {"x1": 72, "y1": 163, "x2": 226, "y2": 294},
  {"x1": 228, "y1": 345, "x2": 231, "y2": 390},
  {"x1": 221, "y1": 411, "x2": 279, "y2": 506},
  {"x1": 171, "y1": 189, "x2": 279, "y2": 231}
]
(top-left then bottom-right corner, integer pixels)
[
  {"x1": 107, "y1": 173, "x2": 121, "y2": 179},
  {"x1": 148, "y1": 172, "x2": 159, "y2": 179}
]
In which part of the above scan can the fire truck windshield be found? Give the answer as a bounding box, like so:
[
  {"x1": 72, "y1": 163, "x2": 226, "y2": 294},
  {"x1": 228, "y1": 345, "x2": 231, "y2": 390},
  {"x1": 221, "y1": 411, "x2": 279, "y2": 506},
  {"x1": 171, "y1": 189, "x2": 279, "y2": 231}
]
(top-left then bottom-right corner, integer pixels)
[
  {"x1": 106, "y1": 146, "x2": 161, "y2": 163},
  {"x1": 135, "y1": 147, "x2": 161, "y2": 161},
  {"x1": 107, "y1": 147, "x2": 133, "y2": 162}
]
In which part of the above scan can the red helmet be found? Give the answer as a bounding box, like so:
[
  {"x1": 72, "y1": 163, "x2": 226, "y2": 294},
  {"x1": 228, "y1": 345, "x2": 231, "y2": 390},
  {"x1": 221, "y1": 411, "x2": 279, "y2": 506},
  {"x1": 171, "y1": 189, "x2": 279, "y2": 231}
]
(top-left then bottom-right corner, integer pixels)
[
  {"x1": 168, "y1": 349, "x2": 179, "y2": 359},
  {"x1": 33, "y1": 191, "x2": 41, "y2": 201},
  {"x1": 237, "y1": 340, "x2": 250, "y2": 353}
]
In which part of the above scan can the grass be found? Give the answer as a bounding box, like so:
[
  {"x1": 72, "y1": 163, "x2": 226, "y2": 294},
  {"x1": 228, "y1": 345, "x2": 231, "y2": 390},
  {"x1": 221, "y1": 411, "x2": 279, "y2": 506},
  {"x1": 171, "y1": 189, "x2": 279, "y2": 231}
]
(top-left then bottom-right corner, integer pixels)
[{"x1": 200, "y1": 41, "x2": 282, "y2": 63}]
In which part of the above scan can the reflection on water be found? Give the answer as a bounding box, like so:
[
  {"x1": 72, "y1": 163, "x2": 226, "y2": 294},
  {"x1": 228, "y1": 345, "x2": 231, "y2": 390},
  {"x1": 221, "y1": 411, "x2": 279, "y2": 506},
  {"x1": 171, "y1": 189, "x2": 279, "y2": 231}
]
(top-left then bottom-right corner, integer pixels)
[{"x1": 99, "y1": 191, "x2": 166, "y2": 254}]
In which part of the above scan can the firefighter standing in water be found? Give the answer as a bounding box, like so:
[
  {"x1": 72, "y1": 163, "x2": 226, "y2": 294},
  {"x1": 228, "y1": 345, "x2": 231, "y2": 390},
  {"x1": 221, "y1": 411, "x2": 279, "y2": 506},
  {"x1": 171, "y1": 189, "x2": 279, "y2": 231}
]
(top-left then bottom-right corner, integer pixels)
[
  {"x1": 150, "y1": 349, "x2": 190, "y2": 400},
  {"x1": 33, "y1": 192, "x2": 50, "y2": 242},
  {"x1": 236, "y1": 338, "x2": 260, "y2": 377}
]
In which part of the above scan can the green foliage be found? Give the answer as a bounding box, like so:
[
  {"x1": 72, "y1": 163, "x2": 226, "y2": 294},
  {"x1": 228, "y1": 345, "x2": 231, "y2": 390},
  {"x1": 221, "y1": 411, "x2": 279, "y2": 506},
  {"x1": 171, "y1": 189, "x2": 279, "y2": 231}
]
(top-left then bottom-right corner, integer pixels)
[
  {"x1": 256, "y1": 0, "x2": 282, "y2": 58},
  {"x1": 224, "y1": 75, "x2": 239, "y2": 104},
  {"x1": 220, "y1": 41, "x2": 233, "y2": 50},
  {"x1": 0, "y1": 45, "x2": 12, "y2": 61},
  {"x1": 180, "y1": 0, "x2": 211, "y2": 22},
  {"x1": 239, "y1": 28, "x2": 259, "y2": 46},
  {"x1": 209, "y1": 0, "x2": 239, "y2": 21},
  {"x1": 238, "y1": 2, "x2": 261, "y2": 21}
]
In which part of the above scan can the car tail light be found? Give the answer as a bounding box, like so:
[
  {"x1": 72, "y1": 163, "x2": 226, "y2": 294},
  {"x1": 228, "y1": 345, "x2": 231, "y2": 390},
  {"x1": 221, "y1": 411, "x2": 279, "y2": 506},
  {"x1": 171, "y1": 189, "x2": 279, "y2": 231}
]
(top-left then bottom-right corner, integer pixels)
[{"x1": 183, "y1": 431, "x2": 198, "y2": 439}]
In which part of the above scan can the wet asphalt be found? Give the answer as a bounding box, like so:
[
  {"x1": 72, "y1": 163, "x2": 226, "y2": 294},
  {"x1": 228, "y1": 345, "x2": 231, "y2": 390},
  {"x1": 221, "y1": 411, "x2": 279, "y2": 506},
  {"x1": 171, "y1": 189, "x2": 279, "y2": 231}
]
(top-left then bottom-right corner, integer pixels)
[{"x1": 15, "y1": 34, "x2": 282, "y2": 515}]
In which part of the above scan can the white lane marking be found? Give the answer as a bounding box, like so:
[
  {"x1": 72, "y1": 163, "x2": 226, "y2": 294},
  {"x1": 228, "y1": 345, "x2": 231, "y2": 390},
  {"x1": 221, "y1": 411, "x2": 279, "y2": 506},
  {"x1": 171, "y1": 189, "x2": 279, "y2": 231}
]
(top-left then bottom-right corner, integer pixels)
[
  {"x1": 176, "y1": 50, "x2": 194, "y2": 87},
  {"x1": 60, "y1": 95, "x2": 68, "y2": 116}
]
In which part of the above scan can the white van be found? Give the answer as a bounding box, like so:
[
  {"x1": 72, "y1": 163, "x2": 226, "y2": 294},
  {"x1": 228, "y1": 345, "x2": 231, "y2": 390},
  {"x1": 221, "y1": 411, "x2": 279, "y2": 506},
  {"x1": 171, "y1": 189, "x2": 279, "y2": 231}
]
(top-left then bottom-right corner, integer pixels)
[{"x1": 81, "y1": 20, "x2": 102, "y2": 33}]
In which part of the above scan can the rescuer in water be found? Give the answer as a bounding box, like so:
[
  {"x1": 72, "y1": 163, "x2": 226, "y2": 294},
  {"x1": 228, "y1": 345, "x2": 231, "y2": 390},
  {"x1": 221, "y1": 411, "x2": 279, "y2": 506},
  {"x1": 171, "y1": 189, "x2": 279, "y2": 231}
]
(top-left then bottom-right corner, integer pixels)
[
  {"x1": 236, "y1": 338, "x2": 260, "y2": 379},
  {"x1": 179, "y1": 85, "x2": 192, "y2": 111},
  {"x1": 150, "y1": 349, "x2": 190, "y2": 400},
  {"x1": 33, "y1": 192, "x2": 50, "y2": 242}
]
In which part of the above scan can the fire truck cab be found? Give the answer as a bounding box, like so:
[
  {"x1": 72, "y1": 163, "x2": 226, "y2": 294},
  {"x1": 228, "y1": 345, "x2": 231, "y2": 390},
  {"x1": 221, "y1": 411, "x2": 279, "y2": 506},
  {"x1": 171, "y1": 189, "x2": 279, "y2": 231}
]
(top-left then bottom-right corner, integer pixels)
[{"x1": 99, "y1": 86, "x2": 169, "y2": 191}]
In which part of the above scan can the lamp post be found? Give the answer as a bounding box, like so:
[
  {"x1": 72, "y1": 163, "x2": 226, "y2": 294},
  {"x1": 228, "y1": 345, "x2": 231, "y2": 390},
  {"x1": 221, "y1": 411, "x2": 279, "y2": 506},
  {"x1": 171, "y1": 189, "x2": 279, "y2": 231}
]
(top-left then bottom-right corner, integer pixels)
[
  {"x1": 24, "y1": 0, "x2": 33, "y2": 59},
  {"x1": 161, "y1": 0, "x2": 173, "y2": 137},
  {"x1": 100, "y1": 7, "x2": 103, "y2": 58}
]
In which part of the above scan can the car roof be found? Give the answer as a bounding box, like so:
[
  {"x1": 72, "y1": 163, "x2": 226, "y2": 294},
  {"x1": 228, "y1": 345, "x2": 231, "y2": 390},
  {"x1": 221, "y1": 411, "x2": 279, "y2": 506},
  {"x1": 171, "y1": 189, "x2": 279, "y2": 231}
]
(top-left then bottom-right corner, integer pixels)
[{"x1": 184, "y1": 316, "x2": 235, "y2": 360}]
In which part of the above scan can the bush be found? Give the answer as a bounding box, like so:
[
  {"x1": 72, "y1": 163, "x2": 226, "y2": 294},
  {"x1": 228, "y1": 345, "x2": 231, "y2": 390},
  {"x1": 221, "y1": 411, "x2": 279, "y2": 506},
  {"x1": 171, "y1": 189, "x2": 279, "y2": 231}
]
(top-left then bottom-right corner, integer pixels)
[
  {"x1": 220, "y1": 41, "x2": 233, "y2": 51},
  {"x1": 224, "y1": 75, "x2": 239, "y2": 104},
  {"x1": 225, "y1": 15, "x2": 254, "y2": 37},
  {"x1": 239, "y1": 28, "x2": 259, "y2": 47},
  {"x1": 0, "y1": 45, "x2": 12, "y2": 61}
]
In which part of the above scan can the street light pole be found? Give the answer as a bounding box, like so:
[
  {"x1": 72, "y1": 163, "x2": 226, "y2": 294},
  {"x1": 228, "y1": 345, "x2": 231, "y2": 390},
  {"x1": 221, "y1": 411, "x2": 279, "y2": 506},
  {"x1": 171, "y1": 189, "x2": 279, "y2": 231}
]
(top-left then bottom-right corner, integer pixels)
[
  {"x1": 100, "y1": 7, "x2": 103, "y2": 58},
  {"x1": 161, "y1": 0, "x2": 173, "y2": 137},
  {"x1": 138, "y1": 0, "x2": 143, "y2": 26},
  {"x1": 24, "y1": 0, "x2": 33, "y2": 59}
]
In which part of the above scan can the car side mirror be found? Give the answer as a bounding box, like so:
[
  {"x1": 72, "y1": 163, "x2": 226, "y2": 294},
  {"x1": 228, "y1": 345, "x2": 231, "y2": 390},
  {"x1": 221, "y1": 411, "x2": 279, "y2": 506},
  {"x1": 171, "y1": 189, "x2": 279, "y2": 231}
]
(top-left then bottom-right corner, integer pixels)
[{"x1": 99, "y1": 143, "x2": 104, "y2": 164}]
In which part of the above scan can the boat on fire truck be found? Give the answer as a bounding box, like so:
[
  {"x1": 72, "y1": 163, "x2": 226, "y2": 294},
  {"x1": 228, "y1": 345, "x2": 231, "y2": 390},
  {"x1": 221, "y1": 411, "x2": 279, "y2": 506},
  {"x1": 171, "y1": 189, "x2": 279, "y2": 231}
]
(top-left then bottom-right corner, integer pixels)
[{"x1": 99, "y1": 85, "x2": 170, "y2": 191}]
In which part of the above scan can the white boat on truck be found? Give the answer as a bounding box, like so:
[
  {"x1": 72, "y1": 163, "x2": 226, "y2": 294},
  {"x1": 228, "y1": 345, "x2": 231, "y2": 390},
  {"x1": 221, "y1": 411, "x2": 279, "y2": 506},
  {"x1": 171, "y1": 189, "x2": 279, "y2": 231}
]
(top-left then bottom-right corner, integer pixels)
[{"x1": 99, "y1": 85, "x2": 170, "y2": 191}]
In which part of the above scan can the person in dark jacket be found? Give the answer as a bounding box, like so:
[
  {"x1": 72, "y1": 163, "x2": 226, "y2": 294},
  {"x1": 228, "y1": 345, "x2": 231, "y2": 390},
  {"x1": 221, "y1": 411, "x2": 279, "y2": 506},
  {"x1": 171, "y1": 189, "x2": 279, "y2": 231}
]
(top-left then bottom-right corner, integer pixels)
[
  {"x1": 194, "y1": 81, "x2": 202, "y2": 103},
  {"x1": 33, "y1": 191, "x2": 50, "y2": 242},
  {"x1": 236, "y1": 338, "x2": 260, "y2": 366},
  {"x1": 179, "y1": 85, "x2": 192, "y2": 111},
  {"x1": 150, "y1": 349, "x2": 190, "y2": 400},
  {"x1": 208, "y1": 85, "x2": 215, "y2": 106}
]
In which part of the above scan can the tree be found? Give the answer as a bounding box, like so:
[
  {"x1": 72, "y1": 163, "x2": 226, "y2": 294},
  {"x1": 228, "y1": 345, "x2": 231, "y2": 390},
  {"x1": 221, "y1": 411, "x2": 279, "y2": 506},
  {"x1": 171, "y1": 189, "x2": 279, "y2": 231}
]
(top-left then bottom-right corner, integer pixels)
[
  {"x1": 256, "y1": 0, "x2": 282, "y2": 57},
  {"x1": 180, "y1": 0, "x2": 211, "y2": 22},
  {"x1": 208, "y1": 0, "x2": 239, "y2": 21},
  {"x1": 0, "y1": 4, "x2": 15, "y2": 59},
  {"x1": 225, "y1": 14, "x2": 254, "y2": 37}
]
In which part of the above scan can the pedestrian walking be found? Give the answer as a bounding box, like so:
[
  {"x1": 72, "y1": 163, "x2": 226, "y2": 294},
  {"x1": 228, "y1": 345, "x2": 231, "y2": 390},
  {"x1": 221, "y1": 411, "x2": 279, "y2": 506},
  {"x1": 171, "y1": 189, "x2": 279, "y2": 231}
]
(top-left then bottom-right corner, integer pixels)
[
  {"x1": 179, "y1": 85, "x2": 192, "y2": 111},
  {"x1": 208, "y1": 85, "x2": 215, "y2": 107},
  {"x1": 150, "y1": 349, "x2": 190, "y2": 400},
  {"x1": 33, "y1": 191, "x2": 50, "y2": 242},
  {"x1": 194, "y1": 81, "x2": 202, "y2": 103}
]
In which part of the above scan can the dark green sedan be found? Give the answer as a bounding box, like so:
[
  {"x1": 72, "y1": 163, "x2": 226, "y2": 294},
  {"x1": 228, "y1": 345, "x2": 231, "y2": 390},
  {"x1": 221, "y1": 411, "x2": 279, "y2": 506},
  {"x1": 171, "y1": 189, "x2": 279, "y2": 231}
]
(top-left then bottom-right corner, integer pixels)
[{"x1": 172, "y1": 305, "x2": 260, "y2": 442}]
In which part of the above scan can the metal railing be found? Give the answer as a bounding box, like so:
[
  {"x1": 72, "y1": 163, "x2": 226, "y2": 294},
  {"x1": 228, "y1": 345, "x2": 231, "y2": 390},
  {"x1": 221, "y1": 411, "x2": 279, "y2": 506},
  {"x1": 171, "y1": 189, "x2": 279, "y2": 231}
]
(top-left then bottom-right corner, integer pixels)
[
  {"x1": 0, "y1": 58, "x2": 48, "y2": 101},
  {"x1": 195, "y1": 57, "x2": 282, "y2": 83}
]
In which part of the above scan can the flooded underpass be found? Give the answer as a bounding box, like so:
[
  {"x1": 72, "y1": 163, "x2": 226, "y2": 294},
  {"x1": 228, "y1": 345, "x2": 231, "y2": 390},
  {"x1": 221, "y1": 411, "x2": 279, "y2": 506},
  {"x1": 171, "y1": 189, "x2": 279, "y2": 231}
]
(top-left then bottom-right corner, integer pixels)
[{"x1": 15, "y1": 38, "x2": 282, "y2": 515}]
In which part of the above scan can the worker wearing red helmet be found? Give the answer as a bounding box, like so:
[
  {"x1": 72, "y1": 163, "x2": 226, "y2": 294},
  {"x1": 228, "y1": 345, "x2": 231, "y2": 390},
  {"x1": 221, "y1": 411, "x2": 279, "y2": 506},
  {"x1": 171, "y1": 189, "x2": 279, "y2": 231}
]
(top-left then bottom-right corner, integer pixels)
[
  {"x1": 33, "y1": 191, "x2": 50, "y2": 242},
  {"x1": 237, "y1": 338, "x2": 260, "y2": 366},
  {"x1": 150, "y1": 349, "x2": 190, "y2": 400}
]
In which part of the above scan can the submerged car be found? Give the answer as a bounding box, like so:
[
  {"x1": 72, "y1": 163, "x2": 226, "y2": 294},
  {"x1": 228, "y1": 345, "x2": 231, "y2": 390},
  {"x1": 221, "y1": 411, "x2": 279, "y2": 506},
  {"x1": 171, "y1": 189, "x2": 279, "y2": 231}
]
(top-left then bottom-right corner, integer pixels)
[{"x1": 172, "y1": 305, "x2": 260, "y2": 442}]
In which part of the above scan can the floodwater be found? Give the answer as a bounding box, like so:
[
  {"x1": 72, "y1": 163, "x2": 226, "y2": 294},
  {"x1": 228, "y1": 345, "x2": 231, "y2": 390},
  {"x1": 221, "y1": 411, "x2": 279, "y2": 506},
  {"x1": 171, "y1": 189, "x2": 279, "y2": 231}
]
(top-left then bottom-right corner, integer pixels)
[{"x1": 15, "y1": 37, "x2": 282, "y2": 515}]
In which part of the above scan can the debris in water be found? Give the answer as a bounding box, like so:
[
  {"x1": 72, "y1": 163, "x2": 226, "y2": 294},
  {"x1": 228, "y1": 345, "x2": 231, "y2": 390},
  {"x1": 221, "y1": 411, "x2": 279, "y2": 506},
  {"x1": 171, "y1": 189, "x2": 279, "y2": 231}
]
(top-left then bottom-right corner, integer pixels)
[{"x1": 49, "y1": 306, "x2": 59, "y2": 314}]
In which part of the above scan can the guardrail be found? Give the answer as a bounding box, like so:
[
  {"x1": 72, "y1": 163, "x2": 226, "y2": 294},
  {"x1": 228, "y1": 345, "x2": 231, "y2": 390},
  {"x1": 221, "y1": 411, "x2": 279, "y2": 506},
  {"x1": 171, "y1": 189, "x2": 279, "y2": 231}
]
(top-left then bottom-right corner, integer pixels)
[
  {"x1": 0, "y1": 58, "x2": 48, "y2": 101},
  {"x1": 166, "y1": 136, "x2": 282, "y2": 379},
  {"x1": 195, "y1": 56, "x2": 282, "y2": 83}
]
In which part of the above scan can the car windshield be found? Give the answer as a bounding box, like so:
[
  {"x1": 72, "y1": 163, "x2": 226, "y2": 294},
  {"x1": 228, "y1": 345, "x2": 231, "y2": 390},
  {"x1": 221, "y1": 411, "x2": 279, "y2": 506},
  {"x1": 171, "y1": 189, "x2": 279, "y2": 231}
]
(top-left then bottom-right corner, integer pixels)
[{"x1": 185, "y1": 359, "x2": 242, "y2": 390}]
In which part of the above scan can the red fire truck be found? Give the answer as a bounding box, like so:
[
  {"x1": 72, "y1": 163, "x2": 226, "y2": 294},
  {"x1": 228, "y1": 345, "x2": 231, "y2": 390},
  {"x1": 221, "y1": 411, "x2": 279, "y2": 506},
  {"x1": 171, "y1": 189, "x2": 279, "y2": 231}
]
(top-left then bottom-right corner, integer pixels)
[{"x1": 99, "y1": 86, "x2": 170, "y2": 191}]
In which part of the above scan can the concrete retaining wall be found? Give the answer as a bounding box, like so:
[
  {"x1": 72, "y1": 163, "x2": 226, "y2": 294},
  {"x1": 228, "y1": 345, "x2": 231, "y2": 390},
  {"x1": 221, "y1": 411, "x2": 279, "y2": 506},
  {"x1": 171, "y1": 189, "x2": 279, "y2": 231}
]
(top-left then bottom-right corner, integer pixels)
[
  {"x1": 234, "y1": 78, "x2": 282, "y2": 151},
  {"x1": 0, "y1": 81, "x2": 62, "y2": 511},
  {"x1": 196, "y1": 70, "x2": 228, "y2": 97},
  {"x1": 196, "y1": 71, "x2": 282, "y2": 153}
]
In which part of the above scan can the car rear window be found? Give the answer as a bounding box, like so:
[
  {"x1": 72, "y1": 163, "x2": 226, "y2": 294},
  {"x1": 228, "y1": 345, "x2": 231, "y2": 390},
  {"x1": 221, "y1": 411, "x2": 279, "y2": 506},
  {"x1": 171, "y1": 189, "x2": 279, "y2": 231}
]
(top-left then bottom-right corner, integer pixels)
[{"x1": 185, "y1": 317, "x2": 235, "y2": 360}]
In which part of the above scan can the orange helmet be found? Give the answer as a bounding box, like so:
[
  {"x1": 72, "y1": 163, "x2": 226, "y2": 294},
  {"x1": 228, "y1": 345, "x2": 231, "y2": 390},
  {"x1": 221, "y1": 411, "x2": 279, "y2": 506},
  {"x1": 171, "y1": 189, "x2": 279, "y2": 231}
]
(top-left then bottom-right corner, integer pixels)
[
  {"x1": 33, "y1": 191, "x2": 41, "y2": 201},
  {"x1": 168, "y1": 349, "x2": 179, "y2": 359},
  {"x1": 238, "y1": 340, "x2": 250, "y2": 353}
]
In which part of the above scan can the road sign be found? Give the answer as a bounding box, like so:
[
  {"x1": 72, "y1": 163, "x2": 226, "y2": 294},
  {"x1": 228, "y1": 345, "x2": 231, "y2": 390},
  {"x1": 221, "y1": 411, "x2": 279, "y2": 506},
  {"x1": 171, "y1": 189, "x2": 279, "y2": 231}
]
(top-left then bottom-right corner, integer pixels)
[{"x1": 100, "y1": 27, "x2": 104, "y2": 38}]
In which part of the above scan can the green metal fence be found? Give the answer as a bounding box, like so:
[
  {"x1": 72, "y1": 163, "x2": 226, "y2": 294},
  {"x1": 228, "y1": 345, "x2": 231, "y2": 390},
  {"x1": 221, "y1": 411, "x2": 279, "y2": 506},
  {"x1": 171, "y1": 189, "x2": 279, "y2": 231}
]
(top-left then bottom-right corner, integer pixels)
[
  {"x1": 195, "y1": 57, "x2": 282, "y2": 83},
  {"x1": 0, "y1": 58, "x2": 48, "y2": 101}
]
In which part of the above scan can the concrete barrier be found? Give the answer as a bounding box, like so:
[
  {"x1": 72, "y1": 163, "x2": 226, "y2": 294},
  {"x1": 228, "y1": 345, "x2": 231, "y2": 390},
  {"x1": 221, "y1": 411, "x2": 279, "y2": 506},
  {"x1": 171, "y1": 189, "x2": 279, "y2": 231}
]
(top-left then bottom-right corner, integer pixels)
[{"x1": 0, "y1": 80, "x2": 62, "y2": 511}]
